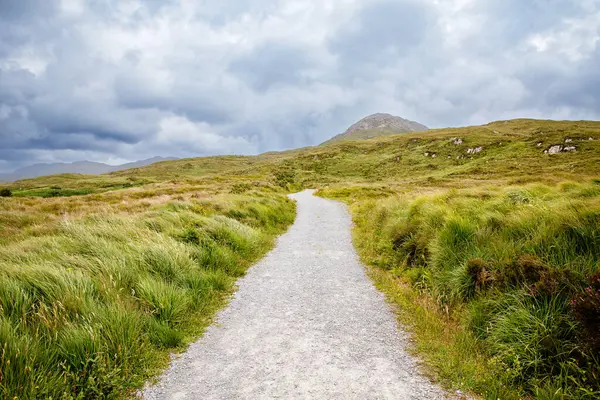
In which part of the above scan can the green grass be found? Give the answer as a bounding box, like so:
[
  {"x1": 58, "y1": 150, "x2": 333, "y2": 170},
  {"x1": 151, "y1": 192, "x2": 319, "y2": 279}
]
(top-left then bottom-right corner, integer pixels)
[
  {"x1": 0, "y1": 187, "x2": 295, "y2": 398},
  {"x1": 319, "y1": 182, "x2": 600, "y2": 399}
]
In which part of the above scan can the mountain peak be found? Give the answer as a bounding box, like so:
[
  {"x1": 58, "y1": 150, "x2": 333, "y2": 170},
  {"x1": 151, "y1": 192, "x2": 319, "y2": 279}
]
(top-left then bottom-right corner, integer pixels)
[{"x1": 322, "y1": 113, "x2": 428, "y2": 145}]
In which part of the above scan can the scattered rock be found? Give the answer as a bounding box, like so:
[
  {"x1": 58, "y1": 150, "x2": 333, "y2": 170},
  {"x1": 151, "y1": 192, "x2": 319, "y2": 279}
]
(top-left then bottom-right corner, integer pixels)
[
  {"x1": 395, "y1": 156, "x2": 400, "y2": 162},
  {"x1": 493, "y1": 130, "x2": 499, "y2": 134},
  {"x1": 546, "y1": 145, "x2": 577, "y2": 154},
  {"x1": 431, "y1": 154, "x2": 437, "y2": 158},
  {"x1": 548, "y1": 145, "x2": 562, "y2": 154},
  {"x1": 467, "y1": 147, "x2": 483, "y2": 154},
  {"x1": 424, "y1": 152, "x2": 430, "y2": 157},
  {"x1": 590, "y1": 137, "x2": 595, "y2": 141},
  {"x1": 453, "y1": 138, "x2": 463, "y2": 145},
  {"x1": 565, "y1": 138, "x2": 573, "y2": 143},
  {"x1": 313, "y1": 155, "x2": 319, "y2": 160},
  {"x1": 537, "y1": 142, "x2": 543, "y2": 147},
  {"x1": 447, "y1": 155, "x2": 451, "y2": 159}
]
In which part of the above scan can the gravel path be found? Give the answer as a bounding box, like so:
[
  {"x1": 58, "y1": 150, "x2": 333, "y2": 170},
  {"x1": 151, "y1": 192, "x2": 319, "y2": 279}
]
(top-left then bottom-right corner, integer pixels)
[{"x1": 142, "y1": 190, "x2": 448, "y2": 399}]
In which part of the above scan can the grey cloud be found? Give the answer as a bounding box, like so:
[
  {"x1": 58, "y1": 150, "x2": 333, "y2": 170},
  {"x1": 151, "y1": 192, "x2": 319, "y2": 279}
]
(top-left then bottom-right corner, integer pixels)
[
  {"x1": 0, "y1": 67, "x2": 38, "y2": 103},
  {"x1": 229, "y1": 43, "x2": 313, "y2": 91},
  {"x1": 329, "y1": 0, "x2": 433, "y2": 65},
  {"x1": 544, "y1": 48, "x2": 600, "y2": 110},
  {"x1": 460, "y1": 0, "x2": 590, "y2": 57},
  {"x1": 0, "y1": 0, "x2": 599, "y2": 173},
  {"x1": 199, "y1": 0, "x2": 280, "y2": 26},
  {"x1": 0, "y1": 0, "x2": 57, "y2": 20},
  {"x1": 114, "y1": 75, "x2": 237, "y2": 125},
  {"x1": 25, "y1": 133, "x2": 124, "y2": 152}
]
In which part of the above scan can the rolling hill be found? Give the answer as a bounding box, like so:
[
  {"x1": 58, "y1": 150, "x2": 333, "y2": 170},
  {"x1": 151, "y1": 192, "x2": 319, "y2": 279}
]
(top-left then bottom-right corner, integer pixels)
[
  {"x1": 0, "y1": 156, "x2": 177, "y2": 182},
  {"x1": 320, "y1": 113, "x2": 428, "y2": 145},
  {"x1": 5, "y1": 118, "x2": 597, "y2": 193}
]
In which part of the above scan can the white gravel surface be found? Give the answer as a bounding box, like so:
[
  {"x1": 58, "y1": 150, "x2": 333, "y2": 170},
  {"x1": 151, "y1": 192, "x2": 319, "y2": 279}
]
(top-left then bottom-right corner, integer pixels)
[{"x1": 142, "y1": 190, "x2": 448, "y2": 399}]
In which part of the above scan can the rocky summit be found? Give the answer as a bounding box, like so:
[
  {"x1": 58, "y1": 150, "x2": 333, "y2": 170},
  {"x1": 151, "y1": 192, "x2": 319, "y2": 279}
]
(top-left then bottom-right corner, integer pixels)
[{"x1": 321, "y1": 113, "x2": 428, "y2": 145}]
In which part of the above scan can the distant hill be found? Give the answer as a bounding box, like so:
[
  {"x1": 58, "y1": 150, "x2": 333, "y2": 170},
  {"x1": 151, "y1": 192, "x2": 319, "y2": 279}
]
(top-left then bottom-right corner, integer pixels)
[
  {"x1": 321, "y1": 113, "x2": 428, "y2": 145},
  {"x1": 0, "y1": 156, "x2": 177, "y2": 182}
]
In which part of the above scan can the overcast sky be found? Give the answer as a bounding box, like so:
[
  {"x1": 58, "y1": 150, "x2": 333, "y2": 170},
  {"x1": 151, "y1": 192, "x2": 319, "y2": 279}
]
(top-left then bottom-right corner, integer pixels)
[{"x1": 1, "y1": 0, "x2": 599, "y2": 172}]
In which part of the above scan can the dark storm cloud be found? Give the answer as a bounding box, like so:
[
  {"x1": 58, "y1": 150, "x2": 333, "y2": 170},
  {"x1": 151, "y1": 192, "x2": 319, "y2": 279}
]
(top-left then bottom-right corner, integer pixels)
[
  {"x1": 0, "y1": 0, "x2": 598, "y2": 172},
  {"x1": 25, "y1": 132, "x2": 125, "y2": 152},
  {"x1": 114, "y1": 74, "x2": 236, "y2": 125}
]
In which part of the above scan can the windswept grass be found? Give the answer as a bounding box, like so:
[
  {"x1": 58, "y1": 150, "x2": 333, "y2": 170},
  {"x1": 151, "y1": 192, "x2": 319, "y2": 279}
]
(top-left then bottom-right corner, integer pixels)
[
  {"x1": 0, "y1": 187, "x2": 295, "y2": 398},
  {"x1": 321, "y1": 181, "x2": 600, "y2": 399}
]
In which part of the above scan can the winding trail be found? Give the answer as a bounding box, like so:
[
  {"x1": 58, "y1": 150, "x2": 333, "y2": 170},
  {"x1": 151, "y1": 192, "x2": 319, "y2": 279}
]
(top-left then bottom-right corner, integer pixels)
[{"x1": 143, "y1": 190, "x2": 447, "y2": 399}]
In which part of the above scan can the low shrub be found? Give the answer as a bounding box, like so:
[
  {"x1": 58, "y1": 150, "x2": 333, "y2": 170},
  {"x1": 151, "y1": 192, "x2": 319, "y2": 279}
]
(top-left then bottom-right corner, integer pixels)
[
  {"x1": 230, "y1": 182, "x2": 253, "y2": 194},
  {"x1": 570, "y1": 274, "x2": 600, "y2": 353}
]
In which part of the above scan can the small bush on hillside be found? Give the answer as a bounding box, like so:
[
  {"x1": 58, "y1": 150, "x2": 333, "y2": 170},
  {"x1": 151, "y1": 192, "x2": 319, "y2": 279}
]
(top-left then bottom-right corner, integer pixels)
[
  {"x1": 570, "y1": 274, "x2": 600, "y2": 352},
  {"x1": 230, "y1": 182, "x2": 253, "y2": 194},
  {"x1": 392, "y1": 224, "x2": 429, "y2": 268},
  {"x1": 466, "y1": 258, "x2": 493, "y2": 293},
  {"x1": 506, "y1": 189, "x2": 532, "y2": 204},
  {"x1": 500, "y1": 255, "x2": 548, "y2": 287},
  {"x1": 273, "y1": 169, "x2": 296, "y2": 188},
  {"x1": 0, "y1": 188, "x2": 11, "y2": 197}
]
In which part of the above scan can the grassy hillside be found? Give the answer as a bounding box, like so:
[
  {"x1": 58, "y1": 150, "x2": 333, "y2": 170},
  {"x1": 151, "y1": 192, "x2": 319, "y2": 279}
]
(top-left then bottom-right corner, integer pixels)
[
  {"x1": 320, "y1": 127, "x2": 420, "y2": 145},
  {"x1": 1, "y1": 118, "x2": 600, "y2": 398},
  {"x1": 3, "y1": 119, "x2": 598, "y2": 195}
]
